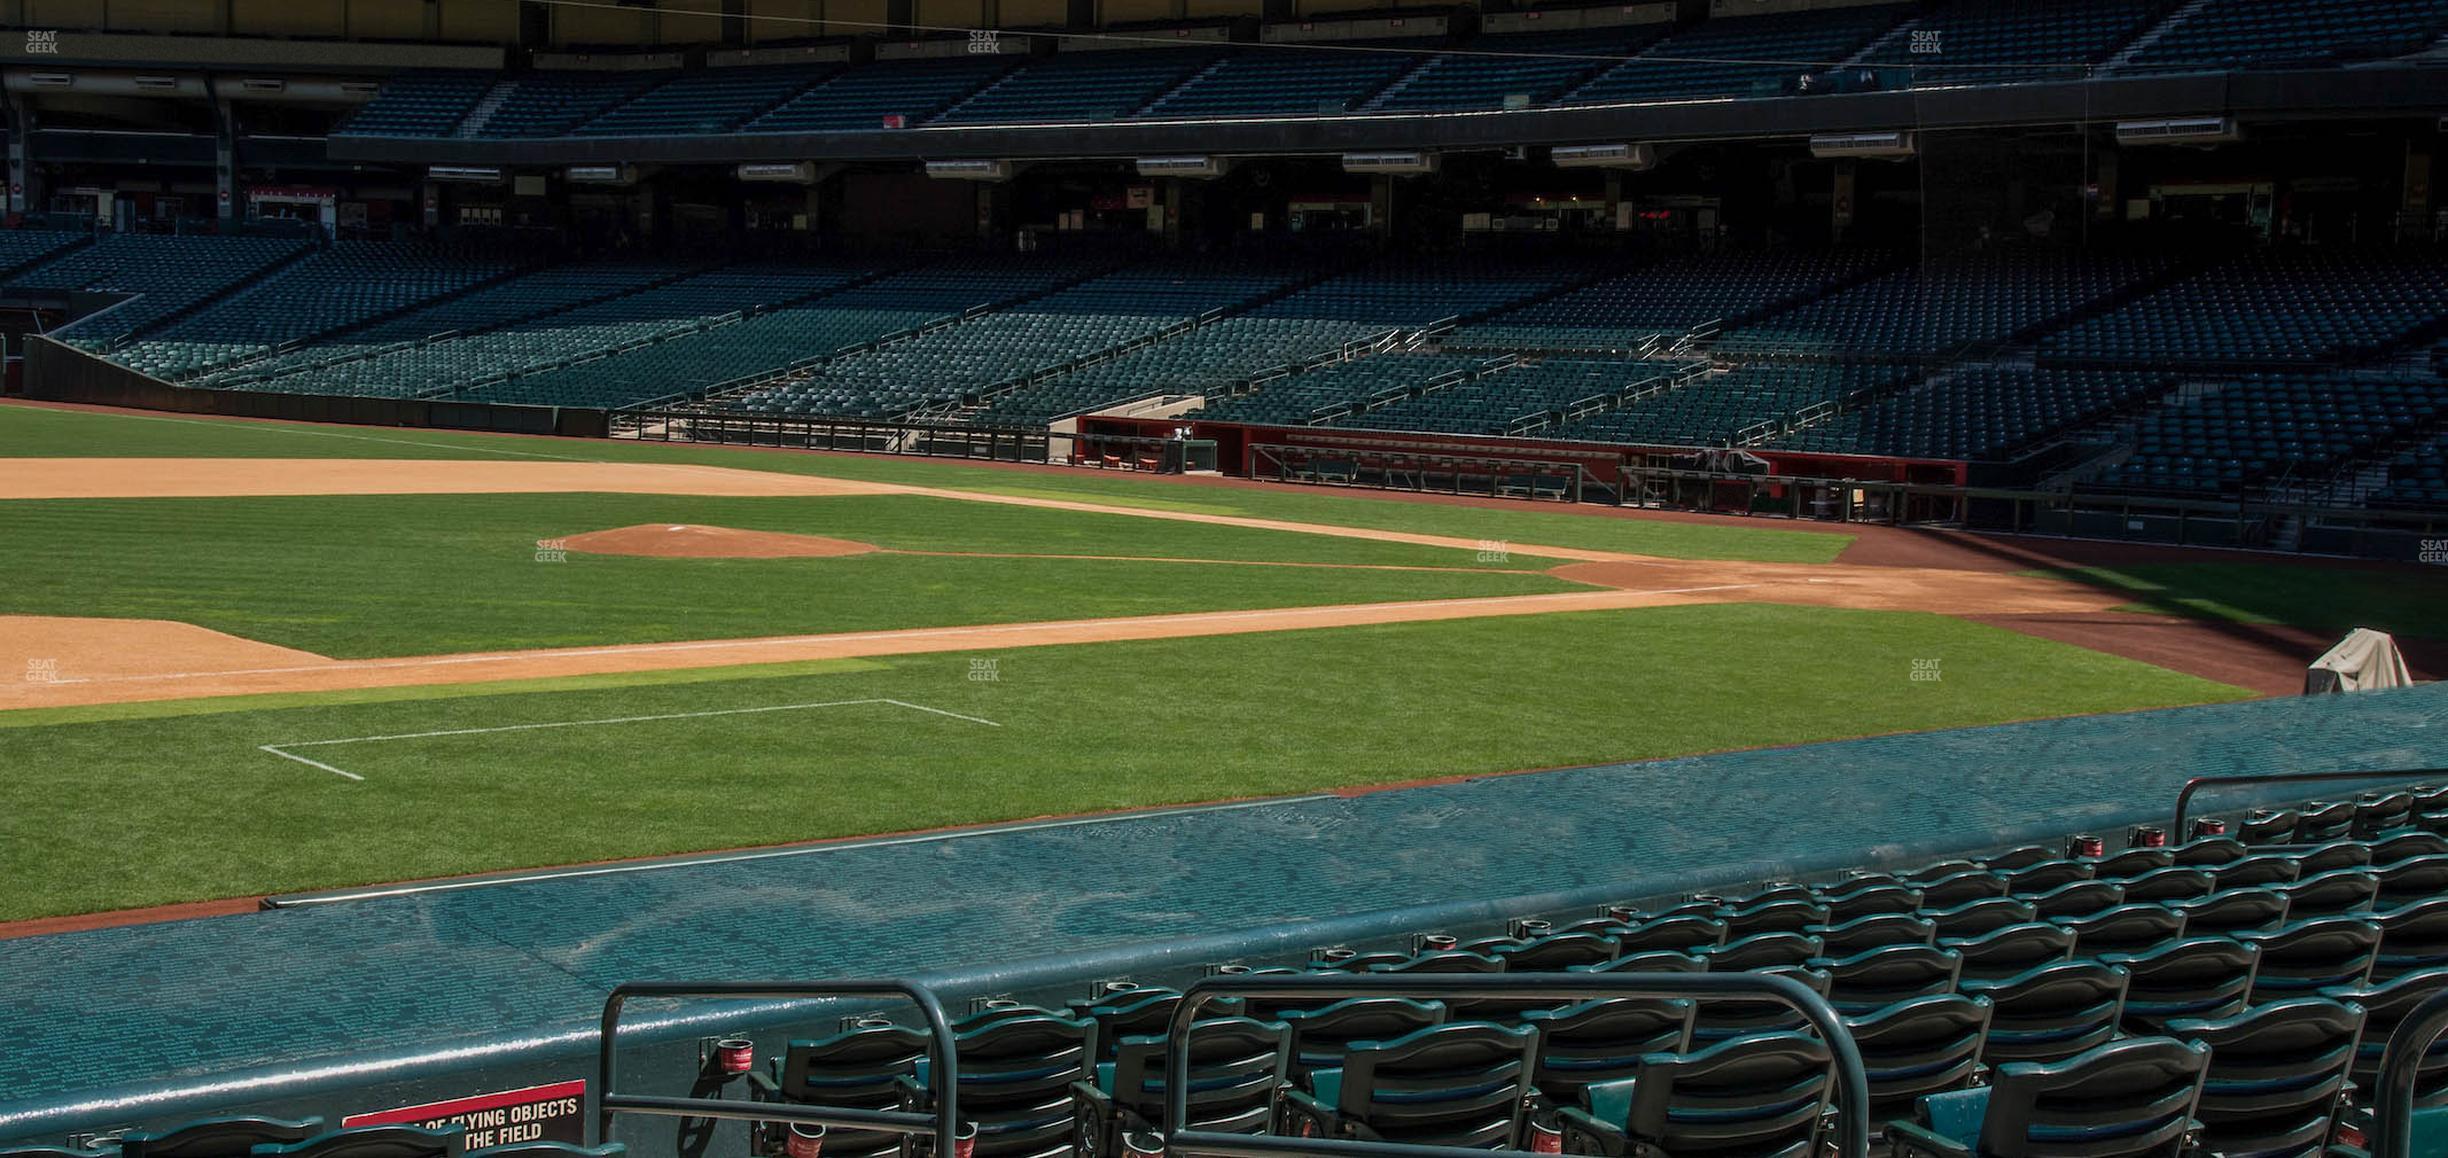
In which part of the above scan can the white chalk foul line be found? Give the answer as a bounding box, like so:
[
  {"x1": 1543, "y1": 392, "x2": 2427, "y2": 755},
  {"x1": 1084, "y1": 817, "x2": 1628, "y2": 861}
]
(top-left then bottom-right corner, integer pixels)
[{"x1": 258, "y1": 697, "x2": 999, "y2": 781}]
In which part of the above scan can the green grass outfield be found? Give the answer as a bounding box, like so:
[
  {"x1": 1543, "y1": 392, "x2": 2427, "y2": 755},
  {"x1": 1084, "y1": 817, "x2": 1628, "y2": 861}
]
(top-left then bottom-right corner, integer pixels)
[
  {"x1": 0, "y1": 605, "x2": 2249, "y2": 921},
  {"x1": 0, "y1": 492, "x2": 1576, "y2": 656},
  {"x1": 0, "y1": 402, "x2": 1853, "y2": 563}
]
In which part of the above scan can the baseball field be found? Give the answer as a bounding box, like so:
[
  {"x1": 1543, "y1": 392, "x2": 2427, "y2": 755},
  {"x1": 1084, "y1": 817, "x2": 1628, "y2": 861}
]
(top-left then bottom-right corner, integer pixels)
[{"x1": 4, "y1": 400, "x2": 2443, "y2": 925}]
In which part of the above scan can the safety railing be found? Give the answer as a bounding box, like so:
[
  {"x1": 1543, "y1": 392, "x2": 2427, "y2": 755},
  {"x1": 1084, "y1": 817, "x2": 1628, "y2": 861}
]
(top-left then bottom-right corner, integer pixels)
[
  {"x1": 596, "y1": 979, "x2": 961, "y2": 1149},
  {"x1": 1159, "y1": 971, "x2": 1870, "y2": 1158},
  {"x1": 2170, "y1": 769, "x2": 2446, "y2": 838},
  {"x1": 2371, "y1": 984, "x2": 2448, "y2": 1158}
]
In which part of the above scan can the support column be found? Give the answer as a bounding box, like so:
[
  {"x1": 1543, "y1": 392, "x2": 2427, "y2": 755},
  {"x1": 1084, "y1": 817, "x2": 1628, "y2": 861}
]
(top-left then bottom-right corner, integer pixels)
[
  {"x1": 2403, "y1": 135, "x2": 2435, "y2": 244},
  {"x1": 215, "y1": 99, "x2": 239, "y2": 228},
  {"x1": 1830, "y1": 158, "x2": 1856, "y2": 243},
  {"x1": 6, "y1": 96, "x2": 28, "y2": 217},
  {"x1": 1370, "y1": 173, "x2": 1393, "y2": 245}
]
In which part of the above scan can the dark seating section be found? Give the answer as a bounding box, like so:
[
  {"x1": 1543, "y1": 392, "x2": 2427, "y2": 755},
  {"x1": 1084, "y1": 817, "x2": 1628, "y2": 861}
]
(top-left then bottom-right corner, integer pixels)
[
  {"x1": 936, "y1": 48, "x2": 1220, "y2": 125},
  {"x1": 334, "y1": 71, "x2": 493, "y2": 137},
  {"x1": 0, "y1": 229, "x2": 89, "y2": 278},
  {"x1": 1774, "y1": 366, "x2": 2173, "y2": 462},
  {"x1": 1717, "y1": 251, "x2": 2173, "y2": 359},
  {"x1": 575, "y1": 65, "x2": 828, "y2": 136},
  {"x1": 2372, "y1": 429, "x2": 2448, "y2": 510},
  {"x1": 1862, "y1": 0, "x2": 2176, "y2": 85},
  {"x1": 1335, "y1": 358, "x2": 1699, "y2": 437},
  {"x1": 1139, "y1": 41, "x2": 1424, "y2": 118},
  {"x1": 1551, "y1": 362, "x2": 1921, "y2": 448},
  {"x1": 12, "y1": 233, "x2": 313, "y2": 347},
  {"x1": 113, "y1": 240, "x2": 527, "y2": 380},
  {"x1": 2098, "y1": 375, "x2": 2448, "y2": 495},
  {"x1": 2119, "y1": 0, "x2": 2448, "y2": 71},
  {"x1": 1450, "y1": 250, "x2": 1890, "y2": 354},
  {"x1": 471, "y1": 71, "x2": 661, "y2": 138},
  {"x1": 2042, "y1": 251, "x2": 2448, "y2": 369},
  {"x1": 1365, "y1": 27, "x2": 1662, "y2": 113},
  {"x1": 748, "y1": 55, "x2": 1020, "y2": 133},
  {"x1": 1561, "y1": 4, "x2": 1908, "y2": 103}
]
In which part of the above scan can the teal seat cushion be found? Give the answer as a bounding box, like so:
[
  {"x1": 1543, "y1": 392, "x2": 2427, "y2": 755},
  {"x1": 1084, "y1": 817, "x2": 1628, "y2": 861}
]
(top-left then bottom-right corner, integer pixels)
[{"x1": 1922, "y1": 1087, "x2": 1990, "y2": 1146}]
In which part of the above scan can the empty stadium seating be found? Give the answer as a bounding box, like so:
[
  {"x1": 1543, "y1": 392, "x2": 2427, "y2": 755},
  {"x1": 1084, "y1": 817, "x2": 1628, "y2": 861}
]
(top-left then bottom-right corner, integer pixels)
[
  {"x1": 1774, "y1": 367, "x2": 2173, "y2": 462},
  {"x1": 1364, "y1": 28, "x2": 1659, "y2": 113},
  {"x1": 747, "y1": 55, "x2": 1019, "y2": 133},
  {"x1": 2042, "y1": 252, "x2": 2448, "y2": 370},
  {"x1": 470, "y1": 72, "x2": 662, "y2": 138},
  {"x1": 2371, "y1": 427, "x2": 2448, "y2": 510},
  {"x1": 2119, "y1": 0, "x2": 2448, "y2": 71},
  {"x1": 109, "y1": 241, "x2": 525, "y2": 380},
  {"x1": 1862, "y1": 0, "x2": 2176, "y2": 85},
  {"x1": 1561, "y1": 4, "x2": 1907, "y2": 103},
  {"x1": 1717, "y1": 251, "x2": 2173, "y2": 360},
  {"x1": 2098, "y1": 375, "x2": 2448, "y2": 495},
  {"x1": 1552, "y1": 362, "x2": 1921, "y2": 448},
  {"x1": 333, "y1": 71, "x2": 493, "y2": 137},
  {"x1": 11, "y1": 233, "x2": 313, "y2": 347},
  {"x1": 1196, "y1": 352, "x2": 1502, "y2": 427},
  {"x1": 654, "y1": 791, "x2": 2448, "y2": 1158},
  {"x1": 1335, "y1": 358, "x2": 1698, "y2": 437},
  {"x1": 1450, "y1": 251, "x2": 1890, "y2": 354},
  {"x1": 575, "y1": 66, "x2": 823, "y2": 136},
  {"x1": 1138, "y1": 43, "x2": 1422, "y2": 118},
  {"x1": 936, "y1": 49, "x2": 1220, "y2": 125}
]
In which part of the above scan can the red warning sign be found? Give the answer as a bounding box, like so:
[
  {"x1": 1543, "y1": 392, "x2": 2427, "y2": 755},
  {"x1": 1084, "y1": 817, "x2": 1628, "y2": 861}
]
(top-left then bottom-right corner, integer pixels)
[{"x1": 345, "y1": 1079, "x2": 587, "y2": 1149}]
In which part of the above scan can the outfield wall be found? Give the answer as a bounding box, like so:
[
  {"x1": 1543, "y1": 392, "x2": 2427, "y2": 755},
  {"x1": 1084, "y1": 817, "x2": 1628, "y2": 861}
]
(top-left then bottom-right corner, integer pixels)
[{"x1": 22, "y1": 336, "x2": 610, "y2": 439}]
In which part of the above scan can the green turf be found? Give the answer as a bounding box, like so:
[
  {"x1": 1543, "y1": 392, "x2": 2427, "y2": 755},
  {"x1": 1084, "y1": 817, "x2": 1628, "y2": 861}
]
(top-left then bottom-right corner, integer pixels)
[
  {"x1": 0, "y1": 603, "x2": 2247, "y2": 920},
  {"x1": 0, "y1": 492, "x2": 1579, "y2": 657},
  {"x1": 2042, "y1": 563, "x2": 2448, "y2": 640},
  {"x1": 0, "y1": 403, "x2": 1851, "y2": 563}
]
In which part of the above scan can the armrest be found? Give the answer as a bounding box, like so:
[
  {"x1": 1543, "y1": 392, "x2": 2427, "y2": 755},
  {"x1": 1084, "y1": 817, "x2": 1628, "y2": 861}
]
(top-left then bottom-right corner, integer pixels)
[
  {"x1": 1884, "y1": 1121, "x2": 1973, "y2": 1158},
  {"x1": 745, "y1": 1072, "x2": 782, "y2": 1101},
  {"x1": 1556, "y1": 1107, "x2": 1628, "y2": 1158},
  {"x1": 1279, "y1": 1089, "x2": 1338, "y2": 1141}
]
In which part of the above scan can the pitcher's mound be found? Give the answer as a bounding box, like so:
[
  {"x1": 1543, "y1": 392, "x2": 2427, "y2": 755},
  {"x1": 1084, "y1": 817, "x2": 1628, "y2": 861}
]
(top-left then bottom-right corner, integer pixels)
[{"x1": 559, "y1": 524, "x2": 882, "y2": 559}]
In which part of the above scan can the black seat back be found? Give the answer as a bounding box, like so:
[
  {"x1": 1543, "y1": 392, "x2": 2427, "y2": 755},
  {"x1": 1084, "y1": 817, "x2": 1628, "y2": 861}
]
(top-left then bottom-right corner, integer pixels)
[
  {"x1": 2105, "y1": 937, "x2": 2260, "y2": 1033},
  {"x1": 1973, "y1": 1037, "x2": 2209, "y2": 1158},
  {"x1": 1942, "y1": 922, "x2": 2074, "y2": 983},
  {"x1": 1519, "y1": 998, "x2": 1693, "y2": 1105},
  {"x1": 772, "y1": 1021, "x2": 932, "y2": 1158},
  {"x1": 1617, "y1": 1031, "x2": 1835, "y2": 1158},
  {"x1": 2167, "y1": 998, "x2": 2363, "y2": 1158},
  {"x1": 249, "y1": 1128, "x2": 461, "y2": 1158},
  {"x1": 121, "y1": 1118, "x2": 325, "y2": 1158},
  {"x1": 1325, "y1": 1022, "x2": 1538, "y2": 1149},
  {"x1": 1845, "y1": 994, "x2": 1991, "y2": 1118},
  {"x1": 1812, "y1": 944, "x2": 1962, "y2": 1015},
  {"x1": 1273, "y1": 997, "x2": 1446, "y2": 1075},
  {"x1": 1963, "y1": 960, "x2": 2128, "y2": 1065},
  {"x1": 1104, "y1": 1017, "x2": 1291, "y2": 1134}
]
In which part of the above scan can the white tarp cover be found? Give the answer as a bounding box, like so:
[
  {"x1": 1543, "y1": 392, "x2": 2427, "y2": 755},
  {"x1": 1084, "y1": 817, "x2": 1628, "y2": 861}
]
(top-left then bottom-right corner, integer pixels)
[{"x1": 2305, "y1": 628, "x2": 2414, "y2": 695}]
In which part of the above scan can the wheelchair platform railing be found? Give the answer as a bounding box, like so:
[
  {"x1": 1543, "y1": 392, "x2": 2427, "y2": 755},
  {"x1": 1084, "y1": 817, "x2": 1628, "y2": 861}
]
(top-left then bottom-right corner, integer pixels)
[
  {"x1": 2170, "y1": 768, "x2": 2444, "y2": 839},
  {"x1": 1158, "y1": 971, "x2": 1871, "y2": 1158},
  {"x1": 595, "y1": 980, "x2": 960, "y2": 1150},
  {"x1": 2371, "y1": 983, "x2": 2448, "y2": 1158}
]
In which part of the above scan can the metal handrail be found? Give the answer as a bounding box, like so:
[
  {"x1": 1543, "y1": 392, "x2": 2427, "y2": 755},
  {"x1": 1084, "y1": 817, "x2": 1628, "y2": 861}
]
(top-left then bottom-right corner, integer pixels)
[
  {"x1": 1159, "y1": 971, "x2": 1870, "y2": 1158},
  {"x1": 596, "y1": 979, "x2": 961, "y2": 1149},
  {"x1": 2371, "y1": 985, "x2": 2448, "y2": 1158},
  {"x1": 2170, "y1": 769, "x2": 2446, "y2": 837}
]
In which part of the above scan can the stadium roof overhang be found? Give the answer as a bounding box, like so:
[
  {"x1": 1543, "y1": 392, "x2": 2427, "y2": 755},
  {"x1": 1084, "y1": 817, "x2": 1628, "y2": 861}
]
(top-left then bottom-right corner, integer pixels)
[{"x1": 324, "y1": 65, "x2": 2448, "y2": 169}]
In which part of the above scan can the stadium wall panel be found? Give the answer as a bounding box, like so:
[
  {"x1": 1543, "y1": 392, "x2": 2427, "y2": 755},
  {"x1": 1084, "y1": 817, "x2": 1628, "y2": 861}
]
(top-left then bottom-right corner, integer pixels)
[{"x1": 22, "y1": 336, "x2": 606, "y2": 439}]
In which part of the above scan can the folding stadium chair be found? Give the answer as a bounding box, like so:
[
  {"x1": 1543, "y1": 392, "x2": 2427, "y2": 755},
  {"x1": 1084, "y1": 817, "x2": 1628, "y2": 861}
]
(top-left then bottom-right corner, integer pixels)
[
  {"x1": 1069, "y1": 989, "x2": 1246, "y2": 1059},
  {"x1": 750, "y1": 1019, "x2": 931, "y2": 1158},
  {"x1": 2214, "y1": 853, "x2": 2306, "y2": 892},
  {"x1": 1847, "y1": 995, "x2": 1993, "y2": 1120},
  {"x1": 1520, "y1": 998, "x2": 1695, "y2": 1107},
  {"x1": 1271, "y1": 997, "x2": 1447, "y2": 1078},
  {"x1": 2239, "y1": 916, "x2": 2382, "y2": 1002},
  {"x1": 2295, "y1": 840, "x2": 2377, "y2": 877},
  {"x1": 249, "y1": 1127, "x2": 461, "y2": 1158},
  {"x1": 2378, "y1": 855, "x2": 2448, "y2": 907},
  {"x1": 2023, "y1": 880, "x2": 2123, "y2": 920},
  {"x1": 2167, "y1": 998, "x2": 2364, "y2": 1158},
  {"x1": 1962, "y1": 960, "x2": 2128, "y2": 1065},
  {"x1": 1072, "y1": 1016, "x2": 1291, "y2": 1156},
  {"x1": 1613, "y1": 917, "x2": 1727, "y2": 956},
  {"x1": 1576, "y1": 951, "x2": 1707, "y2": 976},
  {"x1": 1690, "y1": 966, "x2": 1830, "y2": 1045},
  {"x1": 1942, "y1": 923, "x2": 2074, "y2": 984},
  {"x1": 1885, "y1": 1037, "x2": 2210, "y2": 1158},
  {"x1": 2105, "y1": 938, "x2": 2260, "y2": 1034},
  {"x1": 1557, "y1": 1031, "x2": 1837, "y2": 1158},
  {"x1": 1814, "y1": 944, "x2": 1963, "y2": 1015},
  {"x1": 1926, "y1": 898, "x2": 2037, "y2": 941},
  {"x1": 2325, "y1": 967, "x2": 2448, "y2": 1109},
  {"x1": 1280, "y1": 1022, "x2": 1539, "y2": 1149},
  {"x1": 2277, "y1": 869, "x2": 2380, "y2": 921},
  {"x1": 120, "y1": 1118, "x2": 325, "y2": 1158},
  {"x1": 1915, "y1": 872, "x2": 2014, "y2": 910},
  {"x1": 1819, "y1": 883, "x2": 1925, "y2": 923},
  {"x1": 2170, "y1": 888, "x2": 2291, "y2": 937},
  {"x1": 2171, "y1": 838, "x2": 2249, "y2": 867},
  {"x1": 1812, "y1": 915, "x2": 1937, "y2": 956},
  {"x1": 904, "y1": 1009, "x2": 1098, "y2": 1158},
  {"x1": 2117, "y1": 868, "x2": 2216, "y2": 906},
  {"x1": 1704, "y1": 932, "x2": 1822, "y2": 972},
  {"x1": 2055, "y1": 903, "x2": 2186, "y2": 957},
  {"x1": 2376, "y1": 896, "x2": 2448, "y2": 980},
  {"x1": 1495, "y1": 932, "x2": 1622, "y2": 971}
]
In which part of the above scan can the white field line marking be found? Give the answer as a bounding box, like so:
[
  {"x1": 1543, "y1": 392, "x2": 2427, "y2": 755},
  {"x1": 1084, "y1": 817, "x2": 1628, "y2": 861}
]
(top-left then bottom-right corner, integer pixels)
[
  {"x1": 62, "y1": 584, "x2": 1765, "y2": 689},
  {"x1": 268, "y1": 794, "x2": 1334, "y2": 905},
  {"x1": 258, "y1": 697, "x2": 999, "y2": 781}
]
